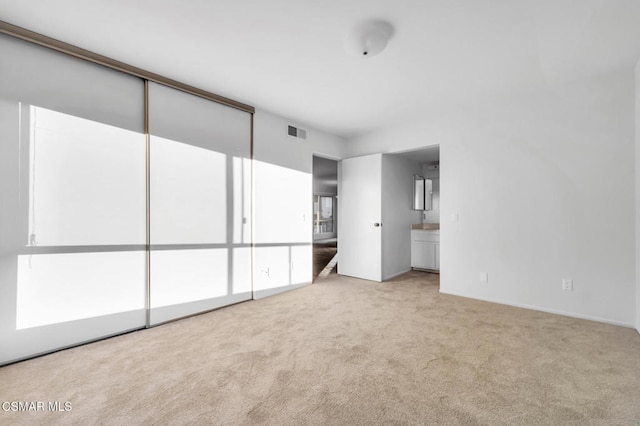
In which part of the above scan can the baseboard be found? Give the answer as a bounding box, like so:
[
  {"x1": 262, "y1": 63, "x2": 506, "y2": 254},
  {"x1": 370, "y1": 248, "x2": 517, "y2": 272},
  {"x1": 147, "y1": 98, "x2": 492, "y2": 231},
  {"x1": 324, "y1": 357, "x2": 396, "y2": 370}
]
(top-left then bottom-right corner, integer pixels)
[
  {"x1": 439, "y1": 289, "x2": 635, "y2": 329},
  {"x1": 411, "y1": 267, "x2": 440, "y2": 274}
]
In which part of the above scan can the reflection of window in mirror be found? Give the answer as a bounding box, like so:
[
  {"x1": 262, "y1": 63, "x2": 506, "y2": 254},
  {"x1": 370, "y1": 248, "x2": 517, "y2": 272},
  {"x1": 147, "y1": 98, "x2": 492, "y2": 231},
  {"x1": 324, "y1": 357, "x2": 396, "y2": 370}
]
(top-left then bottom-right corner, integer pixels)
[
  {"x1": 424, "y1": 178, "x2": 433, "y2": 211},
  {"x1": 413, "y1": 175, "x2": 425, "y2": 210},
  {"x1": 313, "y1": 195, "x2": 334, "y2": 234},
  {"x1": 413, "y1": 175, "x2": 433, "y2": 211}
]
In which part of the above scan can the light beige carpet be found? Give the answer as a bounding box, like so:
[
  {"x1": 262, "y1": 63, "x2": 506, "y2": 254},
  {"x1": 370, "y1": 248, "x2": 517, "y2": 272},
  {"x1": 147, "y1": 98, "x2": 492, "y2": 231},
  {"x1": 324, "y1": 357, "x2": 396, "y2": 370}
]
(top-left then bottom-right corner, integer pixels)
[{"x1": 1, "y1": 270, "x2": 639, "y2": 425}]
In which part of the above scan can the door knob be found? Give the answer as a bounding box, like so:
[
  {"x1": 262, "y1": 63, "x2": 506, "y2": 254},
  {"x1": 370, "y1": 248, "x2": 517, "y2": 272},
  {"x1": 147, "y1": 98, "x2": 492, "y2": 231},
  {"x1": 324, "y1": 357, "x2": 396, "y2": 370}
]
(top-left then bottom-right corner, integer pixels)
[{"x1": 374, "y1": 222, "x2": 381, "y2": 227}]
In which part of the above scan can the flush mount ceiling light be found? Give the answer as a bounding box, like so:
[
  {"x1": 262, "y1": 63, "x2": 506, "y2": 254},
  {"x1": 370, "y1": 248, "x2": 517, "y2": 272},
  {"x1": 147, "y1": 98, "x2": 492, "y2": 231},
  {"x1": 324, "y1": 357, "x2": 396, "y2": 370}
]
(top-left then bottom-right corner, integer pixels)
[{"x1": 344, "y1": 20, "x2": 394, "y2": 58}]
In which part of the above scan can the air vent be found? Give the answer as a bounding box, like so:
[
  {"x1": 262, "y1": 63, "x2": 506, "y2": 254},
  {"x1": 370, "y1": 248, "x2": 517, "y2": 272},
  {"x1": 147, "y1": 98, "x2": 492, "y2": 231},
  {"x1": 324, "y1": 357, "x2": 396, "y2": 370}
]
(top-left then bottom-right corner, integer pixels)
[{"x1": 287, "y1": 125, "x2": 307, "y2": 140}]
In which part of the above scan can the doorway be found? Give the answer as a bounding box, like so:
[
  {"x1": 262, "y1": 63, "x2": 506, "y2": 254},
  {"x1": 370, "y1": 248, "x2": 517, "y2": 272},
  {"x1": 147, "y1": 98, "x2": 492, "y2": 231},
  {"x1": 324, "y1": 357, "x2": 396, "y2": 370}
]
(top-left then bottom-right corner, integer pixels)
[
  {"x1": 337, "y1": 146, "x2": 440, "y2": 283},
  {"x1": 312, "y1": 156, "x2": 338, "y2": 279}
]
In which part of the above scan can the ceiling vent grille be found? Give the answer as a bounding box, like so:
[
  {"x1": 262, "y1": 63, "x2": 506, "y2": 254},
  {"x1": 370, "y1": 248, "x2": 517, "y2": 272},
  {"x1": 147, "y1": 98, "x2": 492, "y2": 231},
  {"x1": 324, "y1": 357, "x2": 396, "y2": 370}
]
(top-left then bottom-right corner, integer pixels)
[{"x1": 288, "y1": 125, "x2": 307, "y2": 140}]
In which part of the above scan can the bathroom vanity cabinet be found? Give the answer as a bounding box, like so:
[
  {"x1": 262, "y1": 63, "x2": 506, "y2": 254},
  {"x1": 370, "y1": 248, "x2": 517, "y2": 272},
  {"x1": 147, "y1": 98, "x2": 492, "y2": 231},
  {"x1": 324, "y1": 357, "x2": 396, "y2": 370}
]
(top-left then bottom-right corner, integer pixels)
[{"x1": 411, "y1": 229, "x2": 440, "y2": 271}]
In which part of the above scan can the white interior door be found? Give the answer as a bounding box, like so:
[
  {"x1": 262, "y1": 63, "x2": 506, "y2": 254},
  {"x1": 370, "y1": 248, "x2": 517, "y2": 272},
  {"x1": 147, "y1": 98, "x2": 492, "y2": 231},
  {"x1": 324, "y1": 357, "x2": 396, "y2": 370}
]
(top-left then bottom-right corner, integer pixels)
[{"x1": 338, "y1": 153, "x2": 382, "y2": 282}]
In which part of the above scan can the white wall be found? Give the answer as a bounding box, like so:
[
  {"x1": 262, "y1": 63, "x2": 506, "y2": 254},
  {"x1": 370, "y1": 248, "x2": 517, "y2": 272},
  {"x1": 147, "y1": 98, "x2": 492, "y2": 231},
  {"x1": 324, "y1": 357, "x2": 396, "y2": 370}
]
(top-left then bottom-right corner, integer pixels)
[
  {"x1": 252, "y1": 109, "x2": 345, "y2": 298},
  {"x1": 382, "y1": 155, "x2": 422, "y2": 280},
  {"x1": 347, "y1": 70, "x2": 636, "y2": 327},
  {"x1": 636, "y1": 61, "x2": 640, "y2": 333}
]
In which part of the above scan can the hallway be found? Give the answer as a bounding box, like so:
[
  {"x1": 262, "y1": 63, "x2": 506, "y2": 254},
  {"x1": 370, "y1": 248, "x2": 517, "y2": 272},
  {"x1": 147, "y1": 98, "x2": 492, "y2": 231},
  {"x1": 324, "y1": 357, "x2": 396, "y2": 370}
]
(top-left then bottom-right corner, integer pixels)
[{"x1": 313, "y1": 238, "x2": 337, "y2": 278}]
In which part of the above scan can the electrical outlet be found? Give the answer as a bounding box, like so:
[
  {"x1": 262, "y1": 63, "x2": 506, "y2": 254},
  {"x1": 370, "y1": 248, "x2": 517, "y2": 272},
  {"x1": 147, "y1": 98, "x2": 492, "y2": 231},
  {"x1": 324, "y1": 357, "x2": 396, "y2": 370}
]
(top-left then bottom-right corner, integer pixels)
[
  {"x1": 479, "y1": 272, "x2": 488, "y2": 283},
  {"x1": 562, "y1": 279, "x2": 573, "y2": 291}
]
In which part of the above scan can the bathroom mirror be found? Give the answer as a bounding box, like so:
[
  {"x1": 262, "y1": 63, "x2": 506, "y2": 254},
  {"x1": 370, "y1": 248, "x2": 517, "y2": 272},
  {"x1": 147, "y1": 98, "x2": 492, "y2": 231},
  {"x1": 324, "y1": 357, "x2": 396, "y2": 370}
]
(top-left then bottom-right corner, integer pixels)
[{"x1": 413, "y1": 175, "x2": 432, "y2": 211}]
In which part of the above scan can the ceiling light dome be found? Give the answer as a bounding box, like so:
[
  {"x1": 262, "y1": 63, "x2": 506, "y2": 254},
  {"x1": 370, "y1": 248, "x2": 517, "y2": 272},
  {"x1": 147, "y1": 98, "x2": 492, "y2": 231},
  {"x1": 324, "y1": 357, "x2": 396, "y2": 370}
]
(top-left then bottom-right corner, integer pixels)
[{"x1": 345, "y1": 20, "x2": 394, "y2": 58}]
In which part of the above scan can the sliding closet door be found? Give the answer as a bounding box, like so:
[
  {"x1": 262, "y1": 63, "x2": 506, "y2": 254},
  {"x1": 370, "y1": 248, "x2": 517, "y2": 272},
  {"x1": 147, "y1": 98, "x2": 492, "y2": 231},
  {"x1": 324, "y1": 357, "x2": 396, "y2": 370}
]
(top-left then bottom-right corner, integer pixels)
[
  {"x1": 0, "y1": 35, "x2": 146, "y2": 365},
  {"x1": 148, "y1": 82, "x2": 251, "y2": 325}
]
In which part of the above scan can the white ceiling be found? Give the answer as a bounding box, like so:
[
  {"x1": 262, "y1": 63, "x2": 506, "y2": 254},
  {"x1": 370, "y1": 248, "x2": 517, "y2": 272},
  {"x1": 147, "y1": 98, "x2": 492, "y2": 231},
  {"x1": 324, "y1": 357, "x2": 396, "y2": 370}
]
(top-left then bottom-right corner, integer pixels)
[{"x1": 2, "y1": 0, "x2": 640, "y2": 138}]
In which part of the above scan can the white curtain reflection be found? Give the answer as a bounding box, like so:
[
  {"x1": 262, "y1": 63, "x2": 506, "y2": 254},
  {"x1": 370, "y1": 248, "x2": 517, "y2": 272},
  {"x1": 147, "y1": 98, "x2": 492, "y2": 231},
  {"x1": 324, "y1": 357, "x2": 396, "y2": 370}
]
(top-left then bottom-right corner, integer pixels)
[
  {"x1": 27, "y1": 106, "x2": 145, "y2": 246},
  {"x1": 17, "y1": 252, "x2": 145, "y2": 329},
  {"x1": 150, "y1": 136, "x2": 227, "y2": 244},
  {"x1": 147, "y1": 82, "x2": 252, "y2": 324},
  {"x1": 150, "y1": 249, "x2": 228, "y2": 308},
  {"x1": 16, "y1": 106, "x2": 146, "y2": 330}
]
